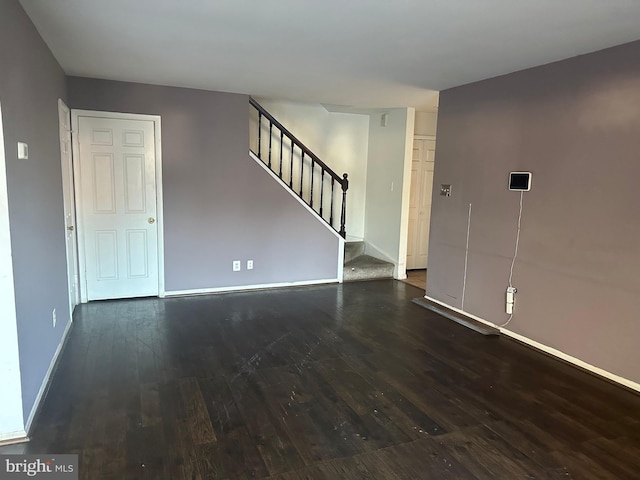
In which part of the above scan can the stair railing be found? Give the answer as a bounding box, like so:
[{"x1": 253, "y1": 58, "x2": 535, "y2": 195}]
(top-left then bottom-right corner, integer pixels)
[{"x1": 249, "y1": 98, "x2": 348, "y2": 238}]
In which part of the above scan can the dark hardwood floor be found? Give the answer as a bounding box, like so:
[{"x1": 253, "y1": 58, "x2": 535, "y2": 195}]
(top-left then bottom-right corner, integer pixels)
[{"x1": 2, "y1": 280, "x2": 639, "y2": 479}]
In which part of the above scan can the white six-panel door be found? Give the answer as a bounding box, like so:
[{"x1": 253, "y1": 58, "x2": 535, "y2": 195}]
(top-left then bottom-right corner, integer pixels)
[
  {"x1": 406, "y1": 139, "x2": 435, "y2": 270},
  {"x1": 76, "y1": 115, "x2": 159, "y2": 300}
]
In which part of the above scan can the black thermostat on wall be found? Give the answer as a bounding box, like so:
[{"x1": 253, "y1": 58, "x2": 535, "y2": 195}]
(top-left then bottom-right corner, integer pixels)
[{"x1": 509, "y1": 172, "x2": 532, "y2": 191}]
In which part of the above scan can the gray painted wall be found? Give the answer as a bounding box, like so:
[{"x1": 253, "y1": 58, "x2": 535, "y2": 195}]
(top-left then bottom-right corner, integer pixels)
[
  {"x1": 0, "y1": 0, "x2": 70, "y2": 422},
  {"x1": 68, "y1": 78, "x2": 340, "y2": 291},
  {"x1": 428, "y1": 40, "x2": 640, "y2": 384}
]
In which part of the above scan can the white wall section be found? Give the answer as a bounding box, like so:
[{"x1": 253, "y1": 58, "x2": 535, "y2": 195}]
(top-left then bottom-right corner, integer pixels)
[
  {"x1": 415, "y1": 111, "x2": 438, "y2": 136},
  {"x1": 363, "y1": 108, "x2": 415, "y2": 277}
]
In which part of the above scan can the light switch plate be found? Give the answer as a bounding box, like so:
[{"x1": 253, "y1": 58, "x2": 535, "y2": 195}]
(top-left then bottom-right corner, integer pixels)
[{"x1": 17, "y1": 142, "x2": 28, "y2": 160}]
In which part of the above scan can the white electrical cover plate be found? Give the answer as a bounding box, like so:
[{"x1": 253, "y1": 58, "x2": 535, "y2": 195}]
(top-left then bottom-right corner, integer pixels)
[{"x1": 17, "y1": 141, "x2": 28, "y2": 160}]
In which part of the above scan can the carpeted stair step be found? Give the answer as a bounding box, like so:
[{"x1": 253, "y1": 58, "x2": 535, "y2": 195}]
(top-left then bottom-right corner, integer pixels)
[{"x1": 343, "y1": 254, "x2": 394, "y2": 282}]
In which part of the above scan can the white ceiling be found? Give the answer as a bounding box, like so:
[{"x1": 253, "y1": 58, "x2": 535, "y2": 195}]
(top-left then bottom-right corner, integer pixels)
[{"x1": 20, "y1": 0, "x2": 640, "y2": 111}]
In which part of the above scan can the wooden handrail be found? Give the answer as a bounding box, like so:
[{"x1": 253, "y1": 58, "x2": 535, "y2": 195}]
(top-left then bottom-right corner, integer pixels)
[{"x1": 250, "y1": 98, "x2": 346, "y2": 186}]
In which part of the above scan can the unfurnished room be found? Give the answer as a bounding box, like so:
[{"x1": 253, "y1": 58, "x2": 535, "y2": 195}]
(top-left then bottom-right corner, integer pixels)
[{"x1": 1, "y1": 1, "x2": 640, "y2": 478}]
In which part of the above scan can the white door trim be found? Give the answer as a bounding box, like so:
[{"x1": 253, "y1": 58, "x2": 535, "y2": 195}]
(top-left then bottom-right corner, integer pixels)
[
  {"x1": 71, "y1": 109, "x2": 165, "y2": 302},
  {"x1": 396, "y1": 107, "x2": 416, "y2": 279}
]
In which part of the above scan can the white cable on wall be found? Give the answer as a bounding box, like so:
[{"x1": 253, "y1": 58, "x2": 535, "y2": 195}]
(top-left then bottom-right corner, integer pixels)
[
  {"x1": 461, "y1": 203, "x2": 472, "y2": 310},
  {"x1": 500, "y1": 190, "x2": 524, "y2": 327},
  {"x1": 508, "y1": 190, "x2": 524, "y2": 288}
]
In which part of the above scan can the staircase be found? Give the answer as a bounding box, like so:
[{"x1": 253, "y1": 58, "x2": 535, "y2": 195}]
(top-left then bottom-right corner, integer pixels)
[
  {"x1": 250, "y1": 99, "x2": 394, "y2": 282},
  {"x1": 343, "y1": 241, "x2": 394, "y2": 282},
  {"x1": 250, "y1": 98, "x2": 349, "y2": 237}
]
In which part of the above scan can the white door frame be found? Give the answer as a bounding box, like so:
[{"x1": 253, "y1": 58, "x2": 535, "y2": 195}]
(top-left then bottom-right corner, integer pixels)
[
  {"x1": 71, "y1": 109, "x2": 165, "y2": 302},
  {"x1": 58, "y1": 99, "x2": 80, "y2": 315}
]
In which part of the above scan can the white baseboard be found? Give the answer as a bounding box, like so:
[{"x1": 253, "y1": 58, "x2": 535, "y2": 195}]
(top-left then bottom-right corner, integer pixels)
[
  {"x1": 424, "y1": 295, "x2": 640, "y2": 393},
  {"x1": 165, "y1": 278, "x2": 339, "y2": 297},
  {"x1": 0, "y1": 430, "x2": 28, "y2": 446},
  {"x1": 24, "y1": 317, "x2": 74, "y2": 434}
]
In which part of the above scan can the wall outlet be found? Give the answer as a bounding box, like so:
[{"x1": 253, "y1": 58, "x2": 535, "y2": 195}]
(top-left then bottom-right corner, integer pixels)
[
  {"x1": 440, "y1": 184, "x2": 452, "y2": 197},
  {"x1": 52, "y1": 308, "x2": 57, "y2": 328},
  {"x1": 506, "y1": 286, "x2": 517, "y2": 314},
  {"x1": 232, "y1": 260, "x2": 241, "y2": 271},
  {"x1": 247, "y1": 260, "x2": 254, "y2": 270}
]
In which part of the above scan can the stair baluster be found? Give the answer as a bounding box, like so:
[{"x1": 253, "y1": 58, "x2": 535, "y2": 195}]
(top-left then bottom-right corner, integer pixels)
[
  {"x1": 319, "y1": 170, "x2": 325, "y2": 218},
  {"x1": 279, "y1": 131, "x2": 284, "y2": 178},
  {"x1": 330, "y1": 178, "x2": 335, "y2": 229},
  {"x1": 268, "y1": 122, "x2": 273, "y2": 168},
  {"x1": 289, "y1": 140, "x2": 294, "y2": 188},
  {"x1": 310, "y1": 159, "x2": 315, "y2": 208}
]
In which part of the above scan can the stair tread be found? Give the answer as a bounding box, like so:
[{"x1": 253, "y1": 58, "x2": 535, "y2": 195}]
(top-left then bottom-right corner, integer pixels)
[
  {"x1": 343, "y1": 254, "x2": 394, "y2": 282},
  {"x1": 344, "y1": 254, "x2": 393, "y2": 268}
]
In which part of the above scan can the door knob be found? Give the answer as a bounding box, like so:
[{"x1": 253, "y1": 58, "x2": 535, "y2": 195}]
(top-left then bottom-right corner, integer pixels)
[
  {"x1": 67, "y1": 225, "x2": 74, "y2": 231},
  {"x1": 148, "y1": 217, "x2": 155, "y2": 224}
]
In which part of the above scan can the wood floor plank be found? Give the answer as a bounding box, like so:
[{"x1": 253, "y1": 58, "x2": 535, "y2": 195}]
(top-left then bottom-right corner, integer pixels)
[
  {"x1": 140, "y1": 382, "x2": 162, "y2": 427},
  {"x1": 178, "y1": 377, "x2": 217, "y2": 445},
  {"x1": 198, "y1": 375, "x2": 269, "y2": 478},
  {"x1": 230, "y1": 374, "x2": 305, "y2": 475},
  {"x1": 439, "y1": 428, "x2": 537, "y2": 479}
]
